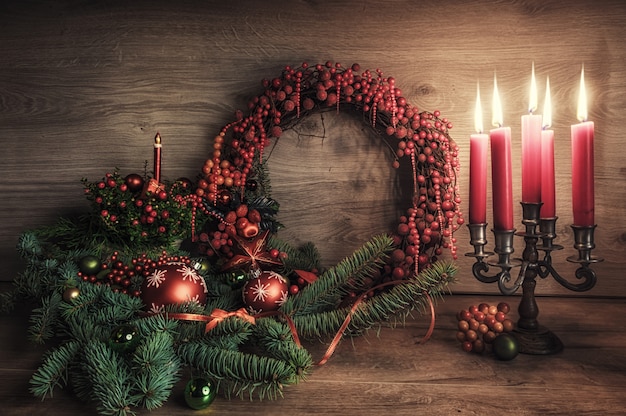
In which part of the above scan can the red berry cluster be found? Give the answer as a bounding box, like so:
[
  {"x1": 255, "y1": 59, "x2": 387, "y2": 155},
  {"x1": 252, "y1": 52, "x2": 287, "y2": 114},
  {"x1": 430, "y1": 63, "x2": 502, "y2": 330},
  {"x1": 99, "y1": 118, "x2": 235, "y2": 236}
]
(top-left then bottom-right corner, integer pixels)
[
  {"x1": 82, "y1": 170, "x2": 196, "y2": 247},
  {"x1": 196, "y1": 61, "x2": 463, "y2": 273},
  {"x1": 456, "y1": 302, "x2": 515, "y2": 354},
  {"x1": 77, "y1": 251, "x2": 192, "y2": 297}
]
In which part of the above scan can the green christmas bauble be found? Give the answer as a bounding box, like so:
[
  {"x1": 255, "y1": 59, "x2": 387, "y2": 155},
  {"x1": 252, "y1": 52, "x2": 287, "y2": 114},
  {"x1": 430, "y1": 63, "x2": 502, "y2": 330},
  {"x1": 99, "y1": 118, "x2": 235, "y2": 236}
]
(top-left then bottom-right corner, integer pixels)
[
  {"x1": 492, "y1": 333, "x2": 520, "y2": 361},
  {"x1": 193, "y1": 258, "x2": 211, "y2": 274},
  {"x1": 226, "y1": 269, "x2": 248, "y2": 289},
  {"x1": 184, "y1": 378, "x2": 216, "y2": 410},
  {"x1": 78, "y1": 255, "x2": 102, "y2": 275},
  {"x1": 108, "y1": 324, "x2": 141, "y2": 353}
]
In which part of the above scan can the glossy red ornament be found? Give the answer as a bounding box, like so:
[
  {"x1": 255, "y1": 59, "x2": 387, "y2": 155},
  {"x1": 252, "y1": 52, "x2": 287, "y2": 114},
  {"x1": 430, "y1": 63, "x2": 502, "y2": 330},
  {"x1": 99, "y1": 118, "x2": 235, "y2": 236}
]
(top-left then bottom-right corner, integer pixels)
[
  {"x1": 124, "y1": 173, "x2": 145, "y2": 193},
  {"x1": 242, "y1": 270, "x2": 288, "y2": 314},
  {"x1": 141, "y1": 262, "x2": 208, "y2": 313}
]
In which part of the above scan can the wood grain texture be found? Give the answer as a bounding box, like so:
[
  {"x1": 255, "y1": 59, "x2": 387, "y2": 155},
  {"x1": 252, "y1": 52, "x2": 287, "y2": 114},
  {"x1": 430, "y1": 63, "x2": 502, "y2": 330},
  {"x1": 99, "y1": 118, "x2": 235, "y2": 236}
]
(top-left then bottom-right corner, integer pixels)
[
  {"x1": 2, "y1": 287, "x2": 625, "y2": 415},
  {"x1": 1, "y1": 0, "x2": 625, "y2": 296}
]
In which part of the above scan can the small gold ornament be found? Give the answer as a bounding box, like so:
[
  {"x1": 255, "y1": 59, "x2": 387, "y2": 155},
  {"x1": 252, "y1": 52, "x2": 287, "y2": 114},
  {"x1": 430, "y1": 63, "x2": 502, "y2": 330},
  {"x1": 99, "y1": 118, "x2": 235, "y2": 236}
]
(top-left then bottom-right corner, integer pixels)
[{"x1": 62, "y1": 287, "x2": 80, "y2": 302}]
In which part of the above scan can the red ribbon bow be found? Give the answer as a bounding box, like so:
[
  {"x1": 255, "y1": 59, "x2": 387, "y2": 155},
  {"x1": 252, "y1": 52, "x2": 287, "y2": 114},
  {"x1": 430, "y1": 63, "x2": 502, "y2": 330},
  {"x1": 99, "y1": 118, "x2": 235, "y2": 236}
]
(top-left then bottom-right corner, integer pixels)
[
  {"x1": 205, "y1": 308, "x2": 256, "y2": 332},
  {"x1": 152, "y1": 307, "x2": 256, "y2": 333}
]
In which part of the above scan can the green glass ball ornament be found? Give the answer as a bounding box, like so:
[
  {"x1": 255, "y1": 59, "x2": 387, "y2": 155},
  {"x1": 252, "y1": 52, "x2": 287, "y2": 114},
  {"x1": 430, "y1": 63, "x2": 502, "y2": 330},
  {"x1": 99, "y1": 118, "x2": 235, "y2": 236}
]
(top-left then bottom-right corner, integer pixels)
[
  {"x1": 108, "y1": 324, "x2": 141, "y2": 353},
  {"x1": 78, "y1": 255, "x2": 102, "y2": 275},
  {"x1": 184, "y1": 377, "x2": 216, "y2": 410},
  {"x1": 492, "y1": 333, "x2": 520, "y2": 361},
  {"x1": 226, "y1": 269, "x2": 248, "y2": 289}
]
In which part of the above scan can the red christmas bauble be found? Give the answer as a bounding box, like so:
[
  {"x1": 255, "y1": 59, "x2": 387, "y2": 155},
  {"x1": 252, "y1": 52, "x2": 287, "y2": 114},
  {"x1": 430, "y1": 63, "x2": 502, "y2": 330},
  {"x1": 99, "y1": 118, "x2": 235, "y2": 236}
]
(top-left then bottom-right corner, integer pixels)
[
  {"x1": 141, "y1": 262, "x2": 208, "y2": 313},
  {"x1": 242, "y1": 270, "x2": 289, "y2": 314},
  {"x1": 124, "y1": 173, "x2": 145, "y2": 193}
]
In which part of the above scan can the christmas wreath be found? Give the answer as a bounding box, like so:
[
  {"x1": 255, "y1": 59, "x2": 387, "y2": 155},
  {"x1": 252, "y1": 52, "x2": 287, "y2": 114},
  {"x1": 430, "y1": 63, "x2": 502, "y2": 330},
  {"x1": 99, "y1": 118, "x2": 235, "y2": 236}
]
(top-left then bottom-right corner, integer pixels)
[{"x1": 1, "y1": 61, "x2": 462, "y2": 414}]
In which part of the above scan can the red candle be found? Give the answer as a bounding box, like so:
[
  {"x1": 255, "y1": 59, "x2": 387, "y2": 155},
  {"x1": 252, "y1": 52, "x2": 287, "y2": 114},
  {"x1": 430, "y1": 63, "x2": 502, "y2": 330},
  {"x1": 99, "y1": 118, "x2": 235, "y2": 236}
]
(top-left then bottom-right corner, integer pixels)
[
  {"x1": 540, "y1": 77, "x2": 556, "y2": 218},
  {"x1": 154, "y1": 132, "x2": 162, "y2": 183},
  {"x1": 571, "y1": 66, "x2": 594, "y2": 226},
  {"x1": 490, "y1": 75, "x2": 514, "y2": 230},
  {"x1": 521, "y1": 63, "x2": 542, "y2": 203},
  {"x1": 469, "y1": 84, "x2": 489, "y2": 224}
]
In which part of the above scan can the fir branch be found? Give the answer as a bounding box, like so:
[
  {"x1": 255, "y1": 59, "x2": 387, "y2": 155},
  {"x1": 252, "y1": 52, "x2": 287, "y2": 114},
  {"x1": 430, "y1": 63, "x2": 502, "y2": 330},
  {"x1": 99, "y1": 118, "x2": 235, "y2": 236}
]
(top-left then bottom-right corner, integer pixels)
[
  {"x1": 29, "y1": 292, "x2": 62, "y2": 343},
  {"x1": 178, "y1": 342, "x2": 302, "y2": 400},
  {"x1": 29, "y1": 340, "x2": 81, "y2": 398},
  {"x1": 84, "y1": 340, "x2": 136, "y2": 416},
  {"x1": 17, "y1": 231, "x2": 43, "y2": 257},
  {"x1": 0, "y1": 289, "x2": 17, "y2": 314},
  {"x1": 202, "y1": 317, "x2": 254, "y2": 346},
  {"x1": 203, "y1": 283, "x2": 243, "y2": 312},
  {"x1": 134, "y1": 313, "x2": 179, "y2": 338},
  {"x1": 130, "y1": 331, "x2": 181, "y2": 410},
  {"x1": 292, "y1": 260, "x2": 457, "y2": 339},
  {"x1": 253, "y1": 318, "x2": 313, "y2": 378},
  {"x1": 268, "y1": 237, "x2": 321, "y2": 275},
  {"x1": 280, "y1": 234, "x2": 394, "y2": 317}
]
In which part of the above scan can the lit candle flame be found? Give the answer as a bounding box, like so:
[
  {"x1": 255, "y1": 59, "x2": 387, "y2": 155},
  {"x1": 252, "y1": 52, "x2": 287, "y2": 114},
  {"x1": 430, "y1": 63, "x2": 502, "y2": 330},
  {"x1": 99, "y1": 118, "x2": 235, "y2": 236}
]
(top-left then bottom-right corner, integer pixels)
[
  {"x1": 155, "y1": 132, "x2": 161, "y2": 145},
  {"x1": 492, "y1": 73, "x2": 503, "y2": 127},
  {"x1": 529, "y1": 62, "x2": 538, "y2": 114},
  {"x1": 474, "y1": 83, "x2": 483, "y2": 134},
  {"x1": 577, "y1": 65, "x2": 587, "y2": 122},
  {"x1": 543, "y1": 76, "x2": 552, "y2": 129}
]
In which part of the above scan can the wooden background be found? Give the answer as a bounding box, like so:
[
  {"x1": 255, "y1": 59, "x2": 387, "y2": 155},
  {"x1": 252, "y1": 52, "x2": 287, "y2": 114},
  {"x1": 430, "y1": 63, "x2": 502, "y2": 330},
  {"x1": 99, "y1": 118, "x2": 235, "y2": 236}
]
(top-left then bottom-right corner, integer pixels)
[{"x1": 1, "y1": 0, "x2": 625, "y2": 297}]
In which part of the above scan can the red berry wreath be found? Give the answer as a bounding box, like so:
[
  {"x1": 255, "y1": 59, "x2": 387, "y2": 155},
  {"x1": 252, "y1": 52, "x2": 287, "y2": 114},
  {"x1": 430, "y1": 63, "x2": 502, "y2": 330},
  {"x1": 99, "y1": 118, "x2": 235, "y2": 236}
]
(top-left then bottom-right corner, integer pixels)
[{"x1": 193, "y1": 61, "x2": 463, "y2": 281}]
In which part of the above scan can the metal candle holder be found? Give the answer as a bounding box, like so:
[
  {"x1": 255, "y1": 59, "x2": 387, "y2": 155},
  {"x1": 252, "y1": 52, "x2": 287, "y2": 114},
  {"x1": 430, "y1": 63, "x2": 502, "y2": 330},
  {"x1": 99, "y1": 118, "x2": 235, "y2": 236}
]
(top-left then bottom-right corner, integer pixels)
[{"x1": 466, "y1": 202, "x2": 602, "y2": 354}]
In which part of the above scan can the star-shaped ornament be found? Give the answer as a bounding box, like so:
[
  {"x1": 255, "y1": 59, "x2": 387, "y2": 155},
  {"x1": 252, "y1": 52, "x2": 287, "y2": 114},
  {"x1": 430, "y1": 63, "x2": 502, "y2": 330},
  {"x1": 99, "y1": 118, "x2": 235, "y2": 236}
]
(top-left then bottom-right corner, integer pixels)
[{"x1": 221, "y1": 230, "x2": 282, "y2": 272}]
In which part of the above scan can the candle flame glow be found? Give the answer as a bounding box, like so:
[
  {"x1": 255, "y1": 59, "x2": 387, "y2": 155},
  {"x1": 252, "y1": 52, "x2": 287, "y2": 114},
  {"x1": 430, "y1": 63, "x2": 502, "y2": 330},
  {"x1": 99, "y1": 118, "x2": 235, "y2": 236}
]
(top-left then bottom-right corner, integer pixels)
[
  {"x1": 543, "y1": 76, "x2": 552, "y2": 129},
  {"x1": 492, "y1": 73, "x2": 503, "y2": 127},
  {"x1": 474, "y1": 83, "x2": 483, "y2": 134},
  {"x1": 529, "y1": 62, "x2": 538, "y2": 113},
  {"x1": 155, "y1": 132, "x2": 161, "y2": 144},
  {"x1": 577, "y1": 65, "x2": 587, "y2": 122}
]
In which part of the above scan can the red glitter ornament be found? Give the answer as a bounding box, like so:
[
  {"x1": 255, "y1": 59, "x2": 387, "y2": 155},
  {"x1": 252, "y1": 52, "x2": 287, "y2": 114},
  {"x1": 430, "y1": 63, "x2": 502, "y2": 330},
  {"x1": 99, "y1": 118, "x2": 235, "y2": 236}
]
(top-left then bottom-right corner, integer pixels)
[
  {"x1": 242, "y1": 270, "x2": 288, "y2": 314},
  {"x1": 141, "y1": 262, "x2": 208, "y2": 313}
]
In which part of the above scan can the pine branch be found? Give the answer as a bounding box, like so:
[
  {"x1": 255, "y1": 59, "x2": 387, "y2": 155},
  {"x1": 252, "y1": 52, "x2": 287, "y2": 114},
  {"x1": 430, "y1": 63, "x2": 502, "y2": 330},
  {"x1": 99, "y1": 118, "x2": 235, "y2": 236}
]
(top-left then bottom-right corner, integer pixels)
[
  {"x1": 178, "y1": 342, "x2": 303, "y2": 400},
  {"x1": 253, "y1": 318, "x2": 312, "y2": 378},
  {"x1": 0, "y1": 289, "x2": 17, "y2": 314},
  {"x1": 291, "y1": 260, "x2": 457, "y2": 339},
  {"x1": 268, "y1": 237, "x2": 321, "y2": 275},
  {"x1": 83, "y1": 340, "x2": 136, "y2": 416},
  {"x1": 130, "y1": 331, "x2": 181, "y2": 411},
  {"x1": 29, "y1": 292, "x2": 62, "y2": 343},
  {"x1": 29, "y1": 340, "x2": 81, "y2": 398},
  {"x1": 280, "y1": 234, "x2": 394, "y2": 317}
]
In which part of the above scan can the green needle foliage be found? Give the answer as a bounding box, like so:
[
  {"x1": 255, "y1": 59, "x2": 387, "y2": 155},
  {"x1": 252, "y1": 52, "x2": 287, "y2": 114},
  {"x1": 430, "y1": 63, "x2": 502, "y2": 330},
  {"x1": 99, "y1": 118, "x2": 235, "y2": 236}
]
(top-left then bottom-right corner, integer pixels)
[{"x1": 5, "y1": 222, "x2": 456, "y2": 415}]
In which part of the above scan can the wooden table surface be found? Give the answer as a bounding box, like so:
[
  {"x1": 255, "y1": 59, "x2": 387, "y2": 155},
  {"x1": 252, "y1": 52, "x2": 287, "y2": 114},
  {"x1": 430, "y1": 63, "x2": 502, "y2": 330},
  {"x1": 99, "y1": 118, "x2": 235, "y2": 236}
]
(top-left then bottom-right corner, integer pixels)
[{"x1": 2, "y1": 285, "x2": 625, "y2": 415}]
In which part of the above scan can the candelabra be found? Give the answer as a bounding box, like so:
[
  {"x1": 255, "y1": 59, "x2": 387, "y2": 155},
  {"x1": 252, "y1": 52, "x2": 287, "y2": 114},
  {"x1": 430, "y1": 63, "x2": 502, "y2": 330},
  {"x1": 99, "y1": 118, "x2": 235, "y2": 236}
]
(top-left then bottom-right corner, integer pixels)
[{"x1": 466, "y1": 202, "x2": 602, "y2": 354}]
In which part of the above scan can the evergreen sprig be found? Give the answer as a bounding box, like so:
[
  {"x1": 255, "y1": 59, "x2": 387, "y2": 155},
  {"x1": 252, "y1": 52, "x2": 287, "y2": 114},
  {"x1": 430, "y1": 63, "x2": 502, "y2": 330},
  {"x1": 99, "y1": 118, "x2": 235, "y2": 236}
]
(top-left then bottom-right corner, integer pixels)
[
  {"x1": 130, "y1": 330, "x2": 181, "y2": 410},
  {"x1": 30, "y1": 340, "x2": 81, "y2": 398},
  {"x1": 177, "y1": 342, "x2": 303, "y2": 400},
  {"x1": 83, "y1": 340, "x2": 136, "y2": 416},
  {"x1": 280, "y1": 234, "x2": 394, "y2": 317},
  {"x1": 291, "y1": 260, "x2": 457, "y2": 339}
]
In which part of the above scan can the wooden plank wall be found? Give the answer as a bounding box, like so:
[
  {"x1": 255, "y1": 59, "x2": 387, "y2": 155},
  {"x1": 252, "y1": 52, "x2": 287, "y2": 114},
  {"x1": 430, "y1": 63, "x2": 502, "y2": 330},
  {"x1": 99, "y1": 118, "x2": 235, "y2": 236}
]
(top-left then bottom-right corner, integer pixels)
[{"x1": 1, "y1": 0, "x2": 625, "y2": 297}]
